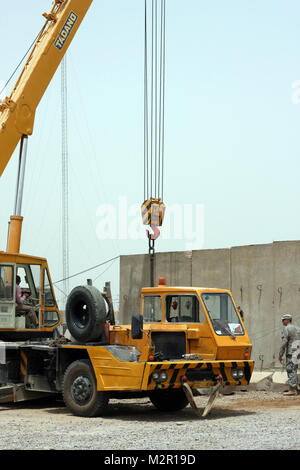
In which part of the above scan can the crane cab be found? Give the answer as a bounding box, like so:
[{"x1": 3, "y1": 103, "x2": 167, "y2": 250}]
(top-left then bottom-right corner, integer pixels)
[{"x1": 0, "y1": 252, "x2": 62, "y2": 341}]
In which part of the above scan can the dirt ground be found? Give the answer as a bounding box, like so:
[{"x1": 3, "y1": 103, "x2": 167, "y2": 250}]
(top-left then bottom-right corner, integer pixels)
[
  {"x1": 219, "y1": 392, "x2": 300, "y2": 411},
  {"x1": 0, "y1": 390, "x2": 299, "y2": 451}
]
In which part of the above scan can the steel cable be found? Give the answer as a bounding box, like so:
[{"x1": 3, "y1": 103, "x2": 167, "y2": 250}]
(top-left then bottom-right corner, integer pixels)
[
  {"x1": 53, "y1": 255, "x2": 120, "y2": 285},
  {"x1": 0, "y1": 33, "x2": 40, "y2": 99},
  {"x1": 144, "y1": 0, "x2": 166, "y2": 201},
  {"x1": 144, "y1": 0, "x2": 149, "y2": 200}
]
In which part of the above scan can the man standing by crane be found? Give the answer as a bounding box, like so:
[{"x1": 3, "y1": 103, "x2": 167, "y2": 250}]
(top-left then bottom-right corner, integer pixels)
[{"x1": 278, "y1": 313, "x2": 300, "y2": 396}]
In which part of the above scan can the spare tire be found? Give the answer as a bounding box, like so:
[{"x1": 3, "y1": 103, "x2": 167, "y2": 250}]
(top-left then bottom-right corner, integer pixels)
[{"x1": 65, "y1": 285, "x2": 107, "y2": 343}]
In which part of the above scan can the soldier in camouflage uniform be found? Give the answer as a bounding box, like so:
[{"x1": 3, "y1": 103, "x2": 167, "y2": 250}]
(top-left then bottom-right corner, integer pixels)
[{"x1": 278, "y1": 314, "x2": 300, "y2": 396}]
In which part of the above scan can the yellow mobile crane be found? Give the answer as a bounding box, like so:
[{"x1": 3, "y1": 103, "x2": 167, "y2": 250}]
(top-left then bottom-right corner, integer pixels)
[
  {"x1": 0, "y1": 0, "x2": 93, "y2": 340},
  {"x1": 1, "y1": 0, "x2": 93, "y2": 255},
  {"x1": 0, "y1": 0, "x2": 254, "y2": 418}
]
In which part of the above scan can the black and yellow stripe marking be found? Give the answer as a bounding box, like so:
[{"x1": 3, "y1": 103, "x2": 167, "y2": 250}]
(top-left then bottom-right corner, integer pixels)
[
  {"x1": 147, "y1": 361, "x2": 209, "y2": 389},
  {"x1": 141, "y1": 199, "x2": 165, "y2": 226},
  {"x1": 147, "y1": 360, "x2": 253, "y2": 390},
  {"x1": 141, "y1": 199, "x2": 152, "y2": 225},
  {"x1": 20, "y1": 351, "x2": 27, "y2": 379}
]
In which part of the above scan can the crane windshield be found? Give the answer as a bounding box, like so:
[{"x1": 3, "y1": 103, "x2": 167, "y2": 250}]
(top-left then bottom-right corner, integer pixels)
[{"x1": 201, "y1": 293, "x2": 244, "y2": 336}]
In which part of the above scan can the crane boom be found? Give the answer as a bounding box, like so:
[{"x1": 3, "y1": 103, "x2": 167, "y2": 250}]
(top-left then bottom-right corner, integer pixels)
[{"x1": 0, "y1": 0, "x2": 93, "y2": 177}]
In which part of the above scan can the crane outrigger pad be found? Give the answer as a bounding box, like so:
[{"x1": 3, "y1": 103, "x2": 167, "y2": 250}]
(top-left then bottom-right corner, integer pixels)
[{"x1": 182, "y1": 381, "x2": 222, "y2": 418}]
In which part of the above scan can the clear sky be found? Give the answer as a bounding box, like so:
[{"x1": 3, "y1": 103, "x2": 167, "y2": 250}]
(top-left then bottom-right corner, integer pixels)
[{"x1": 1, "y1": 0, "x2": 300, "y2": 310}]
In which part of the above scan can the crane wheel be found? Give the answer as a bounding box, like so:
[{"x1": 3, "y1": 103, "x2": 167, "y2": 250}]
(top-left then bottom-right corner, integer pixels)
[
  {"x1": 62, "y1": 359, "x2": 109, "y2": 417},
  {"x1": 65, "y1": 285, "x2": 107, "y2": 343},
  {"x1": 149, "y1": 388, "x2": 189, "y2": 412}
]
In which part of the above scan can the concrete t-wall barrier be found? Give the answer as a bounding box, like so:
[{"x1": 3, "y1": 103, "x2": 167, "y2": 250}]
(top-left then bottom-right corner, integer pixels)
[
  {"x1": 231, "y1": 243, "x2": 276, "y2": 369},
  {"x1": 119, "y1": 240, "x2": 300, "y2": 369},
  {"x1": 192, "y1": 249, "x2": 231, "y2": 290}
]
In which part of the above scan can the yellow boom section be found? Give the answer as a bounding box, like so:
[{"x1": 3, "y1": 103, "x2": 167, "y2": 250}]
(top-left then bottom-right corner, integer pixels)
[{"x1": 0, "y1": 0, "x2": 93, "y2": 177}]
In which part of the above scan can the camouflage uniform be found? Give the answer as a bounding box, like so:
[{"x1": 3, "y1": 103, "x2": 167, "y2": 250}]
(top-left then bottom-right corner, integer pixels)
[{"x1": 279, "y1": 323, "x2": 300, "y2": 388}]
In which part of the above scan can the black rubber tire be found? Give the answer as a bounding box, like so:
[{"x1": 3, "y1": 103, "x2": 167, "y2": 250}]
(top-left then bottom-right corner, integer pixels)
[
  {"x1": 149, "y1": 388, "x2": 189, "y2": 412},
  {"x1": 65, "y1": 285, "x2": 107, "y2": 343},
  {"x1": 62, "y1": 359, "x2": 109, "y2": 417}
]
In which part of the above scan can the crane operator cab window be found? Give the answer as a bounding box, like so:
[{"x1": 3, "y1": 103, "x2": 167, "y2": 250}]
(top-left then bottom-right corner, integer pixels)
[
  {"x1": 15, "y1": 264, "x2": 41, "y2": 329},
  {"x1": 201, "y1": 293, "x2": 245, "y2": 336},
  {"x1": 0, "y1": 265, "x2": 13, "y2": 301},
  {"x1": 166, "y1": 295, "x2": 206, "y2": 323},
  {"x1": 142, "y1": 295, "x2": 162, "y2": 322},
  {"x1": 43, "y1": 269, "x2": 60, "y2": 327},
  {"x1": 0, "y1": 264, "x2": 15, "y2": 329}
]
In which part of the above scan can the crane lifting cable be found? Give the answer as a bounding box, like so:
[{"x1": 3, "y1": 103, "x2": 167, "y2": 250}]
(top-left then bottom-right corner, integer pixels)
[{"x1": 141, "y1": 0, "x2": 166, "y2": 283}]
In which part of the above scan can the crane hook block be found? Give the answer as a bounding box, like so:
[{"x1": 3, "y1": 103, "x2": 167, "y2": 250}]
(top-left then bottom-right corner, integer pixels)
[{"x1": 141, "y1": 198, "x2": 165, "y2": 227}]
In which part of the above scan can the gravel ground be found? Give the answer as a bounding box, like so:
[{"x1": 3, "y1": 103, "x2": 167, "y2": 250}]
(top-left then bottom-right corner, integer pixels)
[{"x1": 0, "y1": 390, "x2": 299, "y2": 451}]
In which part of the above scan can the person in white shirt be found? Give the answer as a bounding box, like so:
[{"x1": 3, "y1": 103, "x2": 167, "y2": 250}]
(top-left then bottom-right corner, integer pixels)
[{"x1": 16, "y1": 275, "x2": 38, "y2": 328}]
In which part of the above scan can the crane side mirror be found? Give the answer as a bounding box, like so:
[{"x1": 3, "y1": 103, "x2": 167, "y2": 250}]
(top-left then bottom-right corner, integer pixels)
[{"x1": 131, "y1": 314, "x2": 143, "y2": 340}]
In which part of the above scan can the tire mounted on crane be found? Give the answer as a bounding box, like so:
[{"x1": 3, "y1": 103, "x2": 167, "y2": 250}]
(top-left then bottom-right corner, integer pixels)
[{"x1": 65, "y1": 285, "x2": 107, "y2": 343}]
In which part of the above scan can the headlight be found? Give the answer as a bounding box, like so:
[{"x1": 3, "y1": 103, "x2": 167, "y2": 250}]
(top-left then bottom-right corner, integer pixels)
[
  {"x1": 152, "y1": 372, "x2": 160, "y2": 381},
  {"x1": 160, "y1": 371, "x2": 168, "y2": 382},
  {"x1": 151, "y1": 371, "x2": 168, "y2": 383},
  {"x1": 231, "y1": 369, "x2": 244, "y2": 379}
]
